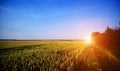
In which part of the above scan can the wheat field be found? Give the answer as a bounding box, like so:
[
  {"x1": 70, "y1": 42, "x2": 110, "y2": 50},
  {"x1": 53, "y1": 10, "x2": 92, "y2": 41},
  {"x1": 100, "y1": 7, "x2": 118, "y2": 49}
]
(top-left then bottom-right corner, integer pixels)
[{"x1": 0, "y1": 40, "x2": 120, "y2": 71}]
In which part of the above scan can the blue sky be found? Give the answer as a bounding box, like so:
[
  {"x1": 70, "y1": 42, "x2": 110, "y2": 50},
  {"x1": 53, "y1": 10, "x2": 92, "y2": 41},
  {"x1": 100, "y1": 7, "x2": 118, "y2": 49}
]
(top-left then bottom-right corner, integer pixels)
[{"x1": 0, "y1": 0, "x2": 120, "y2": 39}]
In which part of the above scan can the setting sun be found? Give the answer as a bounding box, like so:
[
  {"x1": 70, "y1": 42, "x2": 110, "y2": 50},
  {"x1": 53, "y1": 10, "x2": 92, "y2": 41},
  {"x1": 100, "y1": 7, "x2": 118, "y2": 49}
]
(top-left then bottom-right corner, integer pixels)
[{"x1": 85, "y1": 36, "x2": 92, "y2": 44}]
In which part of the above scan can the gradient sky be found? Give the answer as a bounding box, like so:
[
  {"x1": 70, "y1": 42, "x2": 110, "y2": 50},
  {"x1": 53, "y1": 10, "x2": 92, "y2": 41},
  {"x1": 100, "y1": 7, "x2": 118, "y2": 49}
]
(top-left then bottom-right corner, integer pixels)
[{"x1": 0, "y1": 0, "x2": 120, "y2": 39}]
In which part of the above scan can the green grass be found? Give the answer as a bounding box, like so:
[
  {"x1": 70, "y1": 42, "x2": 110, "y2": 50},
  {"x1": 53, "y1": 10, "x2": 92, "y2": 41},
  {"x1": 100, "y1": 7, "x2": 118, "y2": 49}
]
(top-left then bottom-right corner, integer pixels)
[{"x1": 0, "y1": 40, "x2": 120, "y2": 71}]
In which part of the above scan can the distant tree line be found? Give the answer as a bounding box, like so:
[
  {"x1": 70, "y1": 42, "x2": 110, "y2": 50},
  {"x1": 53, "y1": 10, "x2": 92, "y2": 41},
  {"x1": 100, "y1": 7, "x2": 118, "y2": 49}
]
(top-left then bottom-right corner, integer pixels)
[{"x1": 91, "y1": 22, "x2": 120, "y2": 57}]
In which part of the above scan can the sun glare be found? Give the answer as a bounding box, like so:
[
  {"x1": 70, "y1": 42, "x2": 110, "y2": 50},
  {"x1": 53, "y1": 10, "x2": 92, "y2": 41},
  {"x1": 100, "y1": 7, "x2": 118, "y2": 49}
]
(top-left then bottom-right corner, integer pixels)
[{"x1": 85, "y1": 36, "x2": 92, "y2": 44}]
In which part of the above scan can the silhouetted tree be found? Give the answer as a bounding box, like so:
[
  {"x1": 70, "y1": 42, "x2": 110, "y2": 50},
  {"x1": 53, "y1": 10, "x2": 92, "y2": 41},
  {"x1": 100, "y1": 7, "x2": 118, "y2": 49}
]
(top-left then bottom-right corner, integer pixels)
[
  {"x1": 91, "y1": 32, "x2": 100, "y2": 40},
  {"x1": 105, "y1": 26, "x2": 113, "y2": 33},
  {"x1": 91, "y1": 22, "x2": 120, "y2": 57}
]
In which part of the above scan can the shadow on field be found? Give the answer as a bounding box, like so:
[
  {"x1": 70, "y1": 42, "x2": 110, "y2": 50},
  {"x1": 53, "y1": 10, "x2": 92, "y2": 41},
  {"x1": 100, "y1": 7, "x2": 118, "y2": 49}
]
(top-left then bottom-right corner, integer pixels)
[{"x1": 0, "y1": 44, "x2": 45, "y2": 55}]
